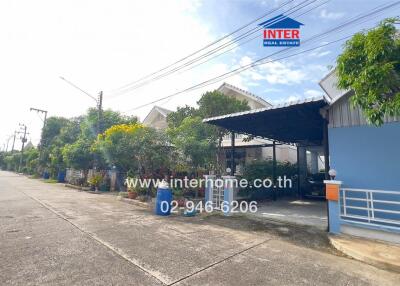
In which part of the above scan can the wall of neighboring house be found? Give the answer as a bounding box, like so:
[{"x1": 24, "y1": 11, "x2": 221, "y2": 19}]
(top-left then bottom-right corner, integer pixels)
[{"x1": 150, "y1": 112, "x2": 168, "y2": 129}]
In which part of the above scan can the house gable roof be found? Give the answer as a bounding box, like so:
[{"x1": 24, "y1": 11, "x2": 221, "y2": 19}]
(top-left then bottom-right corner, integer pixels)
[
  {"x1": 259, "y1": 14, "x2": 304, "y2": 29},
  {"x1": 142, "y1": 105, "x2": 172, "y2": 125},
  {"x1": 217, "y1": 82, "x2": 272, "y2": 108}
]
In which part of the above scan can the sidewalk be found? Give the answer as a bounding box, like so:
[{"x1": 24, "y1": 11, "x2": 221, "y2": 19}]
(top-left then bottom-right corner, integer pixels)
[{"x1": 330, "y1": 235, "x2": 400, "y2": 273}]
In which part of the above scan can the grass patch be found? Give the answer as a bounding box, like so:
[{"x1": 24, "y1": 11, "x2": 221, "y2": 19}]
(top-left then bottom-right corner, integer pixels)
[
  {"x1": 44, "y1": 179, "x2": 58, "y2": 184},
  {"x1": 118, "y1": 191, "x2": 128, "y2": 198}
]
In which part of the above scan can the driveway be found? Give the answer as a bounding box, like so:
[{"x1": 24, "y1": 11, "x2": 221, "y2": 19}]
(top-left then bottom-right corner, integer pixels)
[{"x1": 1, "y1": 171, "x2": 399, "y2": 285}]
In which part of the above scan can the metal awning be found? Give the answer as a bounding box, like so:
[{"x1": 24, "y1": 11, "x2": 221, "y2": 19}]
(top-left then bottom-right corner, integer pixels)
[{"x1": 203, "y1": 96, "x2": 329, "y2": 146}]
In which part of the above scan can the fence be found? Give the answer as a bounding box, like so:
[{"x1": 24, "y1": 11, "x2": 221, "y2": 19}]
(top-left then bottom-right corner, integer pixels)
[
  {"x1": 65, "y1": 168, "x2": 85, "y2": 185},
  {"x1": 340, "y1": 188, "x2": 400, "y2": 230}
]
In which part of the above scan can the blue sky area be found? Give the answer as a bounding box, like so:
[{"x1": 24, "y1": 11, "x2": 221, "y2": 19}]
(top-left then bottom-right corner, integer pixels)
[
  {"x1": 192, "y1": 0, "x2": 400, "y2": 104},
  {"x1": 1, "y1": 0, "x2": 399, "y2": 146}
]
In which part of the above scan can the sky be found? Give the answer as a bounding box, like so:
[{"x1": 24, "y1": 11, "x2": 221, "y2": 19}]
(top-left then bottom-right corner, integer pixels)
[{"x1": 1, "y1": 0, "x2": 399, "y2": 150}]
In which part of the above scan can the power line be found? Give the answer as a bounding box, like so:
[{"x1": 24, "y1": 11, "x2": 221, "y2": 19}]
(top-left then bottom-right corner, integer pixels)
[
  {"x1": 109, "y1": 0, "x2": 318, "y2": 98},
  {"x1": 123, "y1": 36, "x2": 351, "y2": 113},
  {"x1": 109, "y1": 0, "x2": 297, "y2": 94},
  {"x1": 176, "y1": 0, "x2": 330, "y2": 75},
  {"x1": 122, "y1": 1, "x2": 400, "y2": 112}
]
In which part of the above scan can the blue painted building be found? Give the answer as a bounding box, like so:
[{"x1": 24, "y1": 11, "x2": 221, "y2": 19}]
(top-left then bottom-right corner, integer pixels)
[
  {"x1": 321, "y1": 71, "x2": 400, "y2": 242},
  {"x1": 204, "y1": 71, "x2": 400, "y2": 243}
]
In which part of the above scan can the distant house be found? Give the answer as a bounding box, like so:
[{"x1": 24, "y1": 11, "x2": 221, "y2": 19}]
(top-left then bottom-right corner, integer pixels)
[
  {"x1": 142, "y1": 106, "x2": 172, "y2": 130},
  {"x1": 141, "y1": 83, "x2": 299, "y2": 173}
]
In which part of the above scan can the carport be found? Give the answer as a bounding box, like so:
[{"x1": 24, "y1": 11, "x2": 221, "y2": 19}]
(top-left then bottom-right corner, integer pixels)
[{"x1": 203, "y1": 96, "x2": 331, "y2": 230}]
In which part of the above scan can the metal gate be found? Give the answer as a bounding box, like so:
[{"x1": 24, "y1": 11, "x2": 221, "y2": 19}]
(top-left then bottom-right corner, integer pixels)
[{"x1": 212, "y1": 185, "x2": 224, "y2": 210}]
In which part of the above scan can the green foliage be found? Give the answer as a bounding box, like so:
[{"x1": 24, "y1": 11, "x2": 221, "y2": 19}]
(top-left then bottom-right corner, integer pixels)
[
  {"x1": 336, "y1": 18, "x2": 400, "y2": 126},
  {"x1": 167, "y1": 105, "x2": 197, "y2": 129},
  {"x1": 94, "y1": 124, "x2": 171, "y2": 176},
  {"x1": 93, "y1": 123, "x2": 144, "y2": 172},
  {"x1": 62, "y1": 138, "x2": 94, "y2": 170},
  {"x1": 239, "y1": 160, "x2": 297, "y2": 198},
  {"x1": 197, "y1": 90, "x2": 250, "y2": 118},
  {"x1": 130, "y1": 127, "x2": 172, "y2": 176},
  {"x1": 88, "y1": 173, "x2": 103, "y2": 187},
  {"x1": 167, "y1": 90, "x2": 250, "y2": 173},
  {"x1": 80, "y1": 108, "x2": 138, "y2": 140},
  {"x1": 242, "y1": 160, "x2": 297, "y2": 181},
  {"x1": 167, "y1": 116, "x2": 217, "y2": 170}
]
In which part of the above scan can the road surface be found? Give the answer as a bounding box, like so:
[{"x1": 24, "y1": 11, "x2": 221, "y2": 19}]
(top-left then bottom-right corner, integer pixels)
[{"x1": 1, "y1": 171, "x2": 399, "y2": 285}]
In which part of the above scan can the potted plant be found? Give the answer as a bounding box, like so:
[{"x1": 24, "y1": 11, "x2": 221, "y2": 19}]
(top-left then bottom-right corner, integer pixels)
[
  {"x1": 99, "y1": 174, "x2": 111, "y2": 192},
  {"x1": 88, "y1": 173, "x2": 103, "y2": 192},
  {"x1": 173, "y1": 189, "x2": 185, "y2": 207},
  {"x1": 127, "y1": 183, "x2": 138, "y2": 199}
]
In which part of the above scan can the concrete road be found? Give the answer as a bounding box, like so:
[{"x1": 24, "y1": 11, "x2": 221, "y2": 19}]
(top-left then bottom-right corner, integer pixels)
[{"x1": 1, "y1": 171, "x2": 399, "y2": 286}]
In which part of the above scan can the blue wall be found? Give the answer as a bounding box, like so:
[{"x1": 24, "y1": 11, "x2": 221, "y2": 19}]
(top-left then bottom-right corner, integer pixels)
[
  {"x1": 329, "y1": 122, "x2": 400, "y2": 232},
  {"x1": 329, "y1": 122, "x2": 400, "y2": 191}
]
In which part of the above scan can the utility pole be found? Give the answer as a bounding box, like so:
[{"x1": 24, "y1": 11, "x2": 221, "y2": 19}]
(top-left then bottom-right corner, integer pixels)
[
  {"x1": 18, "y1": 124, "x2": 28, "y2": 172},
  {"x1": 97, "y1": 91, "x2": 103, "y2": 135},
  {"x1": 30, "y1": 107, "x2": 48, "y2": 164},
  {"x1": 60, "y1": 76, "x2": 103, "y2": 169},
  {"x1": 5, "y1": 134, "x2": 13, "y2": 152},
  {"x1": 11, "y1": 131, "x2": 17, "y2": 152},
  {"x1": 59, "y1": 76, "x2": 102, "y2": 135}
]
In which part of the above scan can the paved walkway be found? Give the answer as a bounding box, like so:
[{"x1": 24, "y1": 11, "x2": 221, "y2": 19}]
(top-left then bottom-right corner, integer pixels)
[
  {"x1": 1, "y1": 171, "x2": 399, "y2": 285},
  {"x1": 252, "y1": 199, "x2": 327, "y2": 230},
  {"x1": 330, "y1": 235, "x2": 400, "y2": 273}
]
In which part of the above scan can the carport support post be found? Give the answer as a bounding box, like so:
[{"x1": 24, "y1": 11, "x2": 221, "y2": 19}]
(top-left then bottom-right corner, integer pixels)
[
  {"x1": 296, "y1": 146, "x2": 301, "y2": 197},
  {"x1": 323, "y1": 118, "x2": 331, "y2": 232},
  {"x1": 230, "y1": 132, "x2": 235, "y2": 176},
  {"x1": 272, "y1": 141, "x2": 277, "y2": 201}
]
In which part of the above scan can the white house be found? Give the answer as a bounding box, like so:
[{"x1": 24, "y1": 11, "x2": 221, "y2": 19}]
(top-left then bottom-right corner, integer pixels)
[
  {"x1": 142, "y1": 83, "x2": 298, "y2": 175},
  {"x1": 142, "y1": 106, "x2": 172, "y2": 130}
]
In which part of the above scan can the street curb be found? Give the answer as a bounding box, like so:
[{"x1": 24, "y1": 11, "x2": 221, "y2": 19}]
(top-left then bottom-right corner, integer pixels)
[
  {"x1": 116, "y1": 196, "x2": 154, "y2": 210},
  {"x1": 329, "y1": 234, "x2": 400, "y2": 273},
  {"x1": 64, "y1": 184, "x2": 91, "y2": 192}
]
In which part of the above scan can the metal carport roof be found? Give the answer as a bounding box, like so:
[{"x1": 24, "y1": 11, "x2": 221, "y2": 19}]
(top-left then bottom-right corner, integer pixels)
[{"x1": 203, "y1": 96, "x2": 329, "y2": 146}]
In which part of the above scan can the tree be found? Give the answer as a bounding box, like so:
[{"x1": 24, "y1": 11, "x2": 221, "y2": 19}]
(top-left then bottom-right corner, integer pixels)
[
  {"x1": 167, "y1": 90, "x2": 250, "y2": 173},
  {"x1": 197, "y1": 90, "x2": 250, "y2": 171},
  {"x1": 93, "y1": 123, "x2": 144, "y2": 172},
  {"x1": 167, "y1": 116, "x2": 217, "y2": 171},
  {"x1": 167, "y1": 105, "x2": 197, "y2": 129},
  {"x1": 94, "y1": 123, "x2": 171, "y2": 177},
  {"x1": 62, "y1": 138, "x2": 95, "y2": 170},
  {"x1": 336, "y1": 18, "x2": 400, "y2": 126},
  {"x1": 80, "y1": 108, "x2": 138, "y2": 140},
  {"x1": 130, "y1": 128, "x2": 172, "y2": 177},
  {"x1": 40, "y1": 116, "x2": 73, "y2": 173}
]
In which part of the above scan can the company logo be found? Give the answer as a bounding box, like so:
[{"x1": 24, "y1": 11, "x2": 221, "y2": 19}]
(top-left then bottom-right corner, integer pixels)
[{"x1": 259, "y1": 14, "x2": 304, "y2": 47}]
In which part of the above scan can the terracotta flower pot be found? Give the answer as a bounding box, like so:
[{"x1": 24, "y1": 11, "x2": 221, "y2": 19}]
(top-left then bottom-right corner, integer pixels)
[
  {"x1": 177, "y1": 198, "x2": 185, "y2": 207},
  {"x1": 127, "y1": 191, "x2": 137, "y2": 199}
]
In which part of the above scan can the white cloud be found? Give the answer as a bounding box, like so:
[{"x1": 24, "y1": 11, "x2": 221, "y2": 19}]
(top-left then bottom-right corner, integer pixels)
[
  {"x1": 270, "y1": 94, "x2": 301, "y2": 105},
  {"x1": 319, "y1": 9, "x2": 345, "y2": 20},
  {"x1": 309, "y1": 48, "x2": 331, "y2": 58},
  {"x1": 0, "y1": 0, "x2": 217, "y2": 145},
  {"x1": 258, "y1": 61, "x2": 307, "y2": 85},
  {"x1": 304, "y1": 89, "x2": 324, "y2": 98}
]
